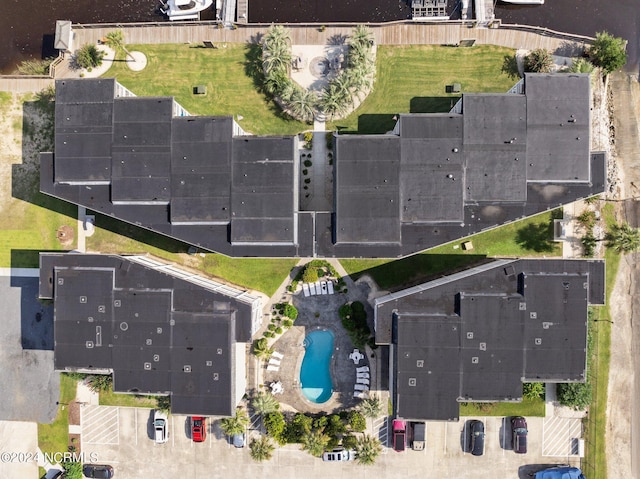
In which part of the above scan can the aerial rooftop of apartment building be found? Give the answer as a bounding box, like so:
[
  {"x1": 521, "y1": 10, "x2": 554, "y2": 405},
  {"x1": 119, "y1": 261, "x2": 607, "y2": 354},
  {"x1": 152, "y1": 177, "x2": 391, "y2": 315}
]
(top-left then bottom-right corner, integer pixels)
[
  {"x1": 40, "y1": 74, "x2": 605, "y2": 258},
  {"x1": 374, "y1": 258, "x2": 605, "y2": 421},
  {"x1": 39, "y1": 253, "x2": 261, "y2": 416}
]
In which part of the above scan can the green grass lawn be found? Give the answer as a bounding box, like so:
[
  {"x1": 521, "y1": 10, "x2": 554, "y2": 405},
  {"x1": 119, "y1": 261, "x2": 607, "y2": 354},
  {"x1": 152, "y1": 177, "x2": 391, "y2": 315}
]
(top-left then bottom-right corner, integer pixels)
[
  {"x1": 38, "y1": 374, "x2": 77, "y2": 455},
  {"x1": 340, "y1": 209, "x2": 562, "y2": 291},
  {"x1": 105, "y1": 43, "x2": 307, "y2": 135},
  {"x1": 99, "y1": 389, "x2": 156, "y2": 408},
  {"x1": 460, "y1": 396, "x2": 546, "y2": 417},
  {"x1": 0, "y1": 94, "x2": 78, "y2": 268},
  {"x1": 582, "y1": 202, "x2": 618, "y2": 479},
  {"x1": 86, "y1": 213, "x2": 297, "y2": 296},
  {"x1": 331, "y1": 44, "x2": 517, "y2": 134}
]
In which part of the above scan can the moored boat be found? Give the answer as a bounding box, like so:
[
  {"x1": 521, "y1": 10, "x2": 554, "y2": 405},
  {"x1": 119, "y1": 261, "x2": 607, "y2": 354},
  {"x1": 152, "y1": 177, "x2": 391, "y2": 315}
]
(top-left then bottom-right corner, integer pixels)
[{"x1": 160, "y1": 0, "x2": 213, "y2": 21}]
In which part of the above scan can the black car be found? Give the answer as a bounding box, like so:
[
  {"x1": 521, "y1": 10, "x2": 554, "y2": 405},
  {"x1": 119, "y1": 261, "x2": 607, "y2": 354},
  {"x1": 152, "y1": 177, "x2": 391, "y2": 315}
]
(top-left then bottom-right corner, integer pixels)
[
  {"x1": 468, "y1": 420, "x2": 485, "y2": 456},
  {"x1": 511, "y1": 416, "x2": 528, "y2": 454},
  {"x1": 82, "y1": 464, "x2": 114, "y2": 478}
]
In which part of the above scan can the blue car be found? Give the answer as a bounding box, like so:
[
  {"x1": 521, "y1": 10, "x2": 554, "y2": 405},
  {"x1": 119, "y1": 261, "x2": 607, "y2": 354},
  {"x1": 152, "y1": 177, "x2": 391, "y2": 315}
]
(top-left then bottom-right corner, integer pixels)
[{"x1": 534, "y1": 467, "x2": 586, "y2": 479}]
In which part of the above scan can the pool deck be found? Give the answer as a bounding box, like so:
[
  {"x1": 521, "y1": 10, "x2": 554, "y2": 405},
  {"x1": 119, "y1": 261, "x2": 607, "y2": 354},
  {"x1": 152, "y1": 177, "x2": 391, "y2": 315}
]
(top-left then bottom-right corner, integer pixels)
[{"x1": 259, "y1": 262, "x2": 381, "y2": 415}]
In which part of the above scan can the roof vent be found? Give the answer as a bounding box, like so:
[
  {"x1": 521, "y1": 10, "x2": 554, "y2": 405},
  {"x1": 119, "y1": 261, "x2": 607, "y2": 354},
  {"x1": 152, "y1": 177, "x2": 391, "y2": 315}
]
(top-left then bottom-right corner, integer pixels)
[
  {"x1": 471, "y1": 357, "x2": 479, "y2": 364},
  {"x1": 98, "y1": 305, "x2": 105, "y2": 313},
  {"x1": 408, "y1": 378, "x2": 417, "y2": 387},
  {"x1": 217, "y1": 348, "x2": 223, "y2": 355},
  {"x1": 213, "y1": 373, "x2": 219, "y2": 381},
  {"x1": 466, "y1": 332, "x2": 474, "y2": 339},
  {"x1": 58, "y1": 278, "x2": 64, "y2": 285},
  {"x1": 542, "y1": 322, "x2": 552, "y2": 329},
  {"x1": 535, "y1": 338, "x2": 542, "y2": 345},
  {"x1": 88, "y1": 316, "x2": 94, "y2": 322},
  {"x1": 86, "y1": 341, "x2": 94, "y2": 349},
  {"x1": 120, "y1": 322, "x2": 129, "y2": 331},
  {"x1": 144, "y1": 362, "x2": 151, "y2": 370},
  {"x1": 530, "y1": 312, "x2": 537, "y2": 319},
  {"x1": 206, "y1": 361, "x2": 213, "y2": 367},
  {"x1": 183, "y1": 365, "x2": 192, "y2": 373},
  {"x1": 479, "y1": 342, "x2": 486, "y2": 351},
  {"x1": 153, "y1": 354, "x2": 160, "y2": 362},
  {"x1": 80, "y1": 296, "x2": 87, "y2": 303},
  {"x1": 145, "y1": 339, "x2": 152, "y2": 345},
  {"x1": 157, "y1": 327, "x2": 163, "y2": 334},
  {"x1": 416, "y1": 360, "x2": 424, "y2": 368},
  {"x1": 114, "y1": 300, "x2": 121, "y2": 307},
  {"x1": 519, "y1": 302, "x2": 526, "y2": 311}
]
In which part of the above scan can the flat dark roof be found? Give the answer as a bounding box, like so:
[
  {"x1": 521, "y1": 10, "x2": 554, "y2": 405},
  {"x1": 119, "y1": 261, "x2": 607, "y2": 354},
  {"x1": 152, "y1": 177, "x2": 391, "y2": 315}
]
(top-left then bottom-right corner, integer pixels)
[
  {"x1": 376, "y1": 259, "x2": 604, "y2": 421},
  {"x1": 39, "y1": 253, "x2": 259, "y2": 417},
  {"x1": 41, "y1": 74, "x2": 604, "y2": 257}
]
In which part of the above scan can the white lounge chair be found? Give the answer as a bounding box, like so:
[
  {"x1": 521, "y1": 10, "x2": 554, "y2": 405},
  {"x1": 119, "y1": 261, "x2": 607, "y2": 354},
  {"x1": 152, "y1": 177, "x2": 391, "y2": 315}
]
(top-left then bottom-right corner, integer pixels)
[
  {"x1": 327, "y1": 281, "x2": 335, "y2": 294},
  {"x1": 356, "y1": 366, "x2": 370, "y2": 373},
  {"x1": 353, "y1": 391, "x2": 368, "y2": 399},
  {"x1": 354, "y1": 384, "x2": 369, "y2": 392},
  {"x1": 309, "y1": 282, "x2": 317, "y2": 295},
  {"x1": 302, "y1": 283, "x2": 310, "y2": 297},
  {"x1": 267, "y1": 365, "x2": 279, "y2": 372},
  {"x1": 268, "y1": 358, "x2": 281, "y2": 366},
  {"x1": 356, "y1": 378, "x2": 370, "y2": 385},
  {"x1": 356, "y1": 372, "x2": 369, "y2": 379},
  {"x1": 320, "y1": 281, "x2": 328, "y2": 294},
  {"x1": 271, "y1": 351, "x2": 284, "y2": 360}
]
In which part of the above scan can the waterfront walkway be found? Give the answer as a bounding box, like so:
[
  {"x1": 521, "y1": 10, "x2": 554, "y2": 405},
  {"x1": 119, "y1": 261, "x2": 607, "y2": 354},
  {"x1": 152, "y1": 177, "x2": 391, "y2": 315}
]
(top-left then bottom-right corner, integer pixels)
[{"x1": 66, "y1": 22, "x2": 592, "y2": 60}]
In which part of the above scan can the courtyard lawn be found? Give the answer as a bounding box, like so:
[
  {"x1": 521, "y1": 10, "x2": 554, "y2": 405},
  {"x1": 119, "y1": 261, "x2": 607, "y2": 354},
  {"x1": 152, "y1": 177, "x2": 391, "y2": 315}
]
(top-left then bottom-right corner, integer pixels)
[
  {"x1": 460, "y1": 396, "x2": 546, "y2": 417},
  {"x1": 86, "y1": 213, "x2": 297, "y2": 297},
  {"x1": 340, "y1": 209, "x2": 562, "y2": 291},
  {"x1": 0, "y1": 93, "x2": 78, "y2": 268},
  {"x1": 105, "y1": 43, "x2": 308, "y2": 136},
  {"x1": 99, "y1": 389, "x2": 156, "y2": 408},
  {"x1": 38, "y1": 374, "x2": 77, "y2": 455},
  {"x1": 331, "y1": 44, "x2": 517, "y2": 134}
]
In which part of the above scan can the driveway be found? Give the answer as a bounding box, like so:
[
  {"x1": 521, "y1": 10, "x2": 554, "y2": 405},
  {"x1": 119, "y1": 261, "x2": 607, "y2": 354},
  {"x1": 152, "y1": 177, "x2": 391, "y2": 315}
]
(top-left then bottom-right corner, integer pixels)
[{"x1": 0, "y1": 270, "x2": 58, "y2": 423}]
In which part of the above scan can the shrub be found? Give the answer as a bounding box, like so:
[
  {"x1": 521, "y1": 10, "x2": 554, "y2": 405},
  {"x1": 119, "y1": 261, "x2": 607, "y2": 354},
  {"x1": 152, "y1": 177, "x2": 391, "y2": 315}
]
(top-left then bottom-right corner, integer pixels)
[
  {"x1": 347, "y1": 411, "x2": 366, "y2": 432},
  {"x1": 275, "y1": 327, "x2": 283, "y2": 334},
  {"x1": 577, "y1": 210, "x2": 597, "y2": 228},
  {"x1": 17, "y1": 57, "x2": 54, "y2": 75},
  {"x1": 268, "y1": 324, "x2": 276, "y2": 331},
  {"x1": 588, "y1": 31, "x2": 627, "y2": 74},
  {"x1": 303, "y1": 159, "x2": 312, "y2": 167},
  {"x1": 264, "y1": 331, "x2": 274, "y2": 338},
  {"x1": 302, "y1": 169, "x2": 308, "y2": 175},
  {"x1": 523, "y1": 382, "x2": 545, "y2": 400},
  {"x1": 342, "y1": 434, "x2": 358, "y2": 450},
  {"x1": 87, "y1": 374, "x2": 112, "y2": 392},
  {"x1": 285, "y1": 413, "x2": 313, "y2": 443},
  {"x1": 582, "y1": 232, "x2": 597, "y2": 257},
  {"x1": 302, "y1": 266, "x2": 319, "y2": 283},
  {"x1": 264, "y1": 411, "x2": 288, "y2": 445},
  {"x1": 283, "y1": 303, "x2": 298, "y2": 320},
  {"x1": 524, "y1": 48, "x2": 553, "y2": 73},
  {"x1": 303, "y1": 131, "x2": 313, "y2": 148},
  {"x1": 282, "y1": 319, "x2": 293, "y2": 328},
  {"x1": 557, "y1": 382, "x2": 591, "y2": 410},
  {"x1": 304, "y1": 178, "x2": 311, "y2": 184},
  {"x1": 75, "y1": 43, "x2": 105, "y2": 69},
  {"x1": 156, "y1": 395, "x2": 171, "y2": 412}
]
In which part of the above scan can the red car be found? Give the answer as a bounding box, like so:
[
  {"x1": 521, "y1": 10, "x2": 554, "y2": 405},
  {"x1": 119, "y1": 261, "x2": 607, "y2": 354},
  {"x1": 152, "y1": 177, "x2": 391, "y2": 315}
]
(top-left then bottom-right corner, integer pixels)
[
  {"x1": 191, "y1": 416, "x2": 207, "y2": 442},
  {"x1": 392, "y1": 419, "x2": 406, "y2": 452}
]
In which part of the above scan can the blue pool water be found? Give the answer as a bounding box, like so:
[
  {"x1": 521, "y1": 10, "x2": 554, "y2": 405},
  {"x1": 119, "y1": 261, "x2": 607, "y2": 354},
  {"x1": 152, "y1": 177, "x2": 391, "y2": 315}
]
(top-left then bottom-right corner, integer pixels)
[{"x1": 300, "y1": 330, "x2": 334, "y2": 403}]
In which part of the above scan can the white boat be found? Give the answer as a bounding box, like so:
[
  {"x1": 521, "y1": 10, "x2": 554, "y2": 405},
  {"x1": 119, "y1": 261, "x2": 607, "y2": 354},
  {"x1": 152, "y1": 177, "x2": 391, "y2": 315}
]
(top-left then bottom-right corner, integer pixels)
[
  {"x1": 499, "y1": 0, "x2": 544, "y2": 4},
  {"x1": 160, "y1": 0, "x2": 213, "y2": 21}
]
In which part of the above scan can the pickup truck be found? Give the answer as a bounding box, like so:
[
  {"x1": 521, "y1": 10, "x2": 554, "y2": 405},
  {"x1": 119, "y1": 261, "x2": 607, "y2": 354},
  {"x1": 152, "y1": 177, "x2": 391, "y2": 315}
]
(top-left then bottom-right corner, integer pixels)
[
  {"x1": 392, "y1": 419, "x2": 406, "y2": 452},
  {"x1": 412, "y1": 422, "x2": 425, "y2": 451}
]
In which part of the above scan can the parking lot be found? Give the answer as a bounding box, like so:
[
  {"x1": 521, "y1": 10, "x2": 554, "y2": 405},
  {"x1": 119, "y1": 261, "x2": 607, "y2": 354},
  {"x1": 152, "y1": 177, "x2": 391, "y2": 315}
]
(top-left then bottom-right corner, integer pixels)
[{"x1": 80, "y1": 406, "x2": 582, "y2": 479}]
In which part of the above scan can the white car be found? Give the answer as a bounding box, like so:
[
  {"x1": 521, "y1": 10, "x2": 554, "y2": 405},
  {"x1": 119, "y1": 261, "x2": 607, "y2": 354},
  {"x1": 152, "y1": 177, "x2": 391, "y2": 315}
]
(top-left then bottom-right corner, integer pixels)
[{"x1": 153, "y1": 410, "x2": 168, "y2": 444}]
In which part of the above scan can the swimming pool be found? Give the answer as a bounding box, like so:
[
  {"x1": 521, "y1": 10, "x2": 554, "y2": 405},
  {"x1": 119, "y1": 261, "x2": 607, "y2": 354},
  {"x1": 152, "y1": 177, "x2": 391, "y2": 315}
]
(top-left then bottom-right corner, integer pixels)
[{"x1": 300, "y1": 330, "x2": 334, "y2": 403}]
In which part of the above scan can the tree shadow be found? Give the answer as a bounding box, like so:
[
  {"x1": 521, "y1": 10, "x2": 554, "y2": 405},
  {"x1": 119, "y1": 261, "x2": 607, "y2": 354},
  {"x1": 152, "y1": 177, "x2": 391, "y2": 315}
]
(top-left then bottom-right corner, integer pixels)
[
  {"x1": 243, "y1": 43, "x2": 265, "y2": 92},
  {"x1": 327, "y1": 34, "x2": 348, "y2": 46},
  {"x1": 409, "y1": 96, "x2": 456, "y2": 113},
  {"x1": 554, "y1": 40, "x2": 587, "y2": 58},
  {"x1": 515, "y1": 214, "x2": 559, "y2": 253},
  {"x1": 501, "y1": 54, "x2": 521, "y2": 80}
]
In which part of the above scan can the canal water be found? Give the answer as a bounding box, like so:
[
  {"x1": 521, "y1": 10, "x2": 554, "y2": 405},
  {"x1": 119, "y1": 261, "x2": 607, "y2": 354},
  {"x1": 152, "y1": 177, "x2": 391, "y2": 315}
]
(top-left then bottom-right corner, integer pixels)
[{"x1": 2, "y1": 0, "x2": 638, "y2": 74}]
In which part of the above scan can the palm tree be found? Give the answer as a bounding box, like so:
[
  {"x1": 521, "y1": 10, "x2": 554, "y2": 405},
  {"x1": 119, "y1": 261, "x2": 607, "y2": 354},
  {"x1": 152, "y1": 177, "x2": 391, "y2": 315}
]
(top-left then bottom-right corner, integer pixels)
[
  {"x1": 220, "y1": 408, "x2": 250, "y2": 436},
  {"x1": 249, "y1": 436, "x2": 275, "y2": 462},
  {"x1": 288, "y1": 87, "x2": 317, "y2": 123},
  {"x1": 354, "y1": 434, "x2": 382, "y2": 465},
  {"x1": 263, "y1": 41, "x2": 292, "y2": 77},
  {"x1": 253, "y1": 337, "x2": 275, "y2": 360},
  {"x1": 350, "y1": 25, "x2": 373, "y2": 49},
  {"x1": 263, "y1": 25, "x2": 291, "y2": 52},
  {"x1": 569, "y1": 57, "x2": 595, "y2": 74},
  {"x1": 251, "y1": 391, "x2": 280, "y2": 416},
  {"x1": 604, "y1": 222, "x2": 640, "y2": 253},
  {"x1": 104, "y1": 29, "x2": 134, "y2": 62},
  {"x1": 300, "y1": 429, "x2": 330, "y2": 457},
  {"x1": 358, "y1": 395, "x2": 382, "y2": 429}
]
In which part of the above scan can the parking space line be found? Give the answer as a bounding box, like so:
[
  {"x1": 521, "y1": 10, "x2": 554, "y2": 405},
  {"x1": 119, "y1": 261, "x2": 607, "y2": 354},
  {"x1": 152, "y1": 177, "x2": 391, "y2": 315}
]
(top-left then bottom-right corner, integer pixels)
[
  {"x1": 171, "y1": 416, "x2": 175, "y2": 447},
  {"x1": 135, "y1": 409, "x2": 138, "y2": 446}
]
